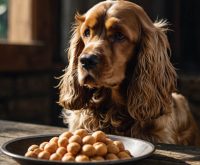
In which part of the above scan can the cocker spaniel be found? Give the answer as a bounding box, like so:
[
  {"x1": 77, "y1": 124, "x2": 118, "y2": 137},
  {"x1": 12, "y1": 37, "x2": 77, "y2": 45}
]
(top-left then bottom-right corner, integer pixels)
[{"x1": 59, "y1": 0, "x2": 200, "y2": 145}]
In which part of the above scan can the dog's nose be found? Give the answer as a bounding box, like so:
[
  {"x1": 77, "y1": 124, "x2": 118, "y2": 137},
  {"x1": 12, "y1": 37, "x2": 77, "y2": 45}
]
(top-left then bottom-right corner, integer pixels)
[{"x1": 80, "y1": 54, "x2": 99, "y2": 70}]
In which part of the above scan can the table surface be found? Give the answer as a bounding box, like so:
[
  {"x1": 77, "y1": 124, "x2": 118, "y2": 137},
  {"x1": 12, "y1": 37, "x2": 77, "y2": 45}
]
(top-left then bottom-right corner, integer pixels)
[{"x1": 0, "y1": 120, "x2": 200, "y2": 165}]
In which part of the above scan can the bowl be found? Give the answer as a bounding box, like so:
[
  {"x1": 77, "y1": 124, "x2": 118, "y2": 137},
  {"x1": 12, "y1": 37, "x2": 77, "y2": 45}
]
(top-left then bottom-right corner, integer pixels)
[{"x1": 1, "y1": 134, "x2": 155, "y2": 165}]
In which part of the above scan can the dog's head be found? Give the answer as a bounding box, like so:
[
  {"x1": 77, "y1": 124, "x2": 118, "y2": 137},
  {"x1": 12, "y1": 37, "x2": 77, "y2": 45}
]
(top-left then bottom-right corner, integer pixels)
[
  {"x1": 76, "y1": 1, "x2": 141, "y2": 88},
  {"x1": 59, "y1": 0, "x2": 176, "y2": 121}
]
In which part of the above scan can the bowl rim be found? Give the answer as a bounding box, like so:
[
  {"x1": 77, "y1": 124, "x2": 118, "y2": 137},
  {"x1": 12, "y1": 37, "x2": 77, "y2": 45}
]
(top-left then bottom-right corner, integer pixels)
[{"x1": 1, "y1": 134, "x2": 155, "y2": 164}]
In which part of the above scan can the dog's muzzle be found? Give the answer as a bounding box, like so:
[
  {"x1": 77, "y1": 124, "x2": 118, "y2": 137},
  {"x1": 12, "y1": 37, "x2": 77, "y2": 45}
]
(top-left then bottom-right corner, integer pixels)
[{"x1": 80, "y1": 54, "x2": 99, "y2": 70}]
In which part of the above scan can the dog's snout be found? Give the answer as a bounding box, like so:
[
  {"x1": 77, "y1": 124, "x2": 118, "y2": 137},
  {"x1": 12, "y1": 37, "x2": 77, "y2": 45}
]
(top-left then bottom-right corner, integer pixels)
[{"x1": 80, "y1": 54, "x2": 99, "y2": 70}]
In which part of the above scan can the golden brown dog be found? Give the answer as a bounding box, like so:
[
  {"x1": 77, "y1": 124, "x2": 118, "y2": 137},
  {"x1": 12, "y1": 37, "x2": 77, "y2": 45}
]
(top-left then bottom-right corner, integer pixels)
[{"x1": 59, "y1": 0, "x2": 200, "y2": 145}]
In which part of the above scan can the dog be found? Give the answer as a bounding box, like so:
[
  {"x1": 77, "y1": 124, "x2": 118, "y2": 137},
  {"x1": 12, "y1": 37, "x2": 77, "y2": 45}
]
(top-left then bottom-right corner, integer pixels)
[{"x1": 59, "y1": 0, "x2": 200, "y2": 145}]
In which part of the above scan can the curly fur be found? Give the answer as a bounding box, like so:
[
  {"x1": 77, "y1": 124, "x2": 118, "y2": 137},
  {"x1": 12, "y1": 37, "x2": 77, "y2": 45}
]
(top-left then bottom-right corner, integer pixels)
[{"x1": 58, "y1": 0, "x2": 200, "y2": 145}]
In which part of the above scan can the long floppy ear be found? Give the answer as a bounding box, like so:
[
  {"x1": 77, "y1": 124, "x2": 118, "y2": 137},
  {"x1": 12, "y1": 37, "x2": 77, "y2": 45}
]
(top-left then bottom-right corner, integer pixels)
[
  {"x1": 59, "y1": 13, "x2": 93, "y2": 110},
  {"x1": 127, "y1": 9, "x2": 177, "y2": 121}
]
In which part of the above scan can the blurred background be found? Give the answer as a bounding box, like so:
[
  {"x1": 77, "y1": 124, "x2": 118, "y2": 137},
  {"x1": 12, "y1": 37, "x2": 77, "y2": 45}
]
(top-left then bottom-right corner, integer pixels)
[{"x1": 0, "y1": 0, "x2": 199, "y2": 128}]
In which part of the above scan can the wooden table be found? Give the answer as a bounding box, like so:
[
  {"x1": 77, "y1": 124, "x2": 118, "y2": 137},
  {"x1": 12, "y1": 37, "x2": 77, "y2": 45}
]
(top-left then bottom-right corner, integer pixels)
[{"x1": 0, "y1": 120, "x2": 200, "y2": 165}]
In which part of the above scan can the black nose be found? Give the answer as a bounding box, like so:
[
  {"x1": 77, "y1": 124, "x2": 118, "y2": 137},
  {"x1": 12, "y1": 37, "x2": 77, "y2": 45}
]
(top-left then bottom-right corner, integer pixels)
[{"x1": 80, "y1": 55, "x2": 99, "y2": 70}]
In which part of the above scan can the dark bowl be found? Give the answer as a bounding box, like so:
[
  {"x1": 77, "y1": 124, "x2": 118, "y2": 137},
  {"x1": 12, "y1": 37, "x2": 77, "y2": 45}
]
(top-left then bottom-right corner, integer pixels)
[{"x1": 1, "y1": 134, "x2": 155, "y2": 165}]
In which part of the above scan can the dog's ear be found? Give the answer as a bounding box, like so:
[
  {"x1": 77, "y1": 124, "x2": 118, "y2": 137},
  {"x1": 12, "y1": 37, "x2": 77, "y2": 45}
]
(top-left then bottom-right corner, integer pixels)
[
  {"x1": 59, "y1": 13, "x2": 93, "y2": 110},
  {"x1": 127, "y1": 8, "x2": 177, "y2": 121}
]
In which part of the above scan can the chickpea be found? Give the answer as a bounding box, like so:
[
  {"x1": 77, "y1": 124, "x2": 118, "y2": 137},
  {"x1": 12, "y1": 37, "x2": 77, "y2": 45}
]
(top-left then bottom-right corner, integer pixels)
[
  {"x1": 104, "y1": 138, "x2": 113, "y2": 145},
  {"x1": 39, "y1": 142, "x2": 48, "y2": 150},
  {"x1": 124, "y1": 150, "x2": 132, "y2": 156},
  {"x1": 28, "y1": 144, "x2": 39, "y2": 151},
  {"x1": 56, "y1": 147, "x2": 67, "y2": 156},
  {"x1": 93, "y1": 142, "x2": 107, "y2": 156},
  {"x1": 117, "y1": 151, "x2": 132, "y2": 159},
  {"x1": 75, "y1": 154, "x2": 89, "y2": 162},
  {"x1": 64, "y1": 152, "x2": 74, "y2": 157},
  {"x1": 107, "y1": 143, "x2": 119, "y2": 154},
  {"x1": 92, "y1": 131, "x2": 106, "y2": 142},
  {"x1": 90, "y1": 156, "x2": 104, "y2": 162},
  {"x1": 25, "y1": 151, "x2": 37, "y2": 158},
  {"x1": 113, "y1": 141, "x2": 125, "y2": 151},
  {"x1": 105, "y1": 153, "x2": 119, "y2": 160},
  {"x1": 58, "y1": 137, "x2": 68, "y2": 148},
  {"x1": 49, "y1": 137, "x2": 59, "y2": 144},
  {"x1": 59, "y1": 131, "x2": 73, "y2": 139},
  {"x1": 68, "y1": 135, "x2": 82, "y2": 144},
  {"x1": 62, "y1": 154, "x2": 75, "y2": 162},
  {"x1": 44, "y1": 142, "x2": 58, "y2": 154},
  {"x1": 38, "y1": 151, "x2": 50, "y2": 160},
  {"x1": 33, "y1": 148, "x2": 42, "y2": 155},
  {"x1": 81, "y1": 144, "x2": 96, "y2": 157},
  {"x1": 74, "y1": 129, "x2": 88, "y2": 138},
  {"x1": 82, "y1": 135, "x2": 96, "y2": 145},
  {"x1": 49, "y1": 153, "x2": 62, "y2": 161},
  {"x1": 67, "y1": 142, "x2": 81, "y2": 155}
]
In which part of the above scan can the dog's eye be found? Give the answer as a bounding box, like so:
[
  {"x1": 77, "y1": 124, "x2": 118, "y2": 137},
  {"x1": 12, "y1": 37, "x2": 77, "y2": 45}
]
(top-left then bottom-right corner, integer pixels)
[
  {"x1": 110, "y1": 32, "x2": 125, "y2": 42},
  {"x1": 83, "y1": 28, "x2": 90, "y2": 37}
]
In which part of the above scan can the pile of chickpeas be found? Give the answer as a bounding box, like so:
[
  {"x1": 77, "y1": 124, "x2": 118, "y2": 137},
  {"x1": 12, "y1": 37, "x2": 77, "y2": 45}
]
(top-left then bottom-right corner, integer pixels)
[{"x1": 25, "y1": 129, "x2": 132, "y2": 162}]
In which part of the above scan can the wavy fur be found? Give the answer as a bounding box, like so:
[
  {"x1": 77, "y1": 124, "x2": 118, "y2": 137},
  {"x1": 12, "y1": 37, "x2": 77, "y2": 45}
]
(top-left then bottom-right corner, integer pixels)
[{"x1": 59, "y1": 0, "x2": 200, "y2": 145}]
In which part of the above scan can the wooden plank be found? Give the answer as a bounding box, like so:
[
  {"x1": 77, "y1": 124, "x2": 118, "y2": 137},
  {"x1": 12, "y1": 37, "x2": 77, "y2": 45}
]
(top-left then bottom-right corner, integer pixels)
[
  {"x1": 0, "y1": 120, "x2": 67, "y2": 165},
  {"x1": 8, "y1": 0, "x2": 33, "y2": 43},
  {"x1": 32, "y1": 0, "x2": 60, "y2": 41},
  {"x1": 32, "y1": 0, "x2": 60, "y2": 56},
  {"x1": 0, "y1": 120, "x2": 67, "y2": 138},
  {"x1": 0, "y1": 43, "x2": 51, "y2": 71},
  {"x1": 0, "y1": 155, "x2": 17, "y2": 165}
]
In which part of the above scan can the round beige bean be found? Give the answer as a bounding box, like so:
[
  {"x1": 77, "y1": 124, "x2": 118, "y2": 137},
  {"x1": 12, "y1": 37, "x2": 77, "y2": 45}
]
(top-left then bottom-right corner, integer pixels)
[
  {"x1": 49, "y1": 137, "x2": 59, "y2": 144},
  {"x1": 67, "y1": 142, "x2": 81, "y2": 155},
  {"x1": 33, "y1": 148, "x2": 42, "y2": 155},
  {"x1": 113, "y1": 141, "x2": 125, "y2": 151},
  {"x1": 104, "y1": 138, "x2": 113, "y2": 145},
  {"x1": 59, "y1": 131, "x2": 73, "y2": 139},
  {"x1": 105, "y1": 153, "x2": 119, "y2": 160},
  {"x1": 25, "y1": 151, "x2": 37, "y2": 158},
  {"x1": 39, "y1": 142, "x2": 48, "y2": 150},
  {"x1": 74, "y1": 129, "x2": 88, "y2": 138},
  {"x1": 81, "y1": 144, "x2": 96, "y2": 157},
  {"x1": 68, "y1": 135, "x2": 82, "y2": 144},
  {"x1": 107, "y1": 143, "x2": 119, "y2": 154},
  {"x1": 82, "y1": 135, "x2": 96, "y2": 145},
  {"x1": 117, "y1": 151, "x2": 132, "y2": 159},
  {"x1": 62, "y1": 154, "x2": 75, "y2": 162},
  {"x1": 28, "y1": 145, "x2": 39, "y2": 151},
  {"x1": 58, "y1": 137, "x2": 68, "y2": 148},
  {"x1": 93, "y1": 142, "x2": 107, "y2": 156},
  {"x1": 75, "y1": 154, "x2": 89, "y2": 162},
  {"x1": 49, "y1": 153, "x2": 62, "y2": 161},
  {"x1": 38, "y1": 151, "x2": 50, "y2": 160},
  {"x1": 92, "y1": 131, "x2": 107, "y2": 142},
  {"x1": 44, "y1": 142, "x2": 58, "y2": 154},
  {"x1": 90, "y1": 156, "x2": 104, "y2": 162},
  {"x1": 56, "y1": 147, "x2": 67, "y2": 156},
  {"x1": 124, "y1": 150, "x2": 132, "y2": 156},
  {"x1": 64, "y1": 152, "x2": 74, "y2": 157}
]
